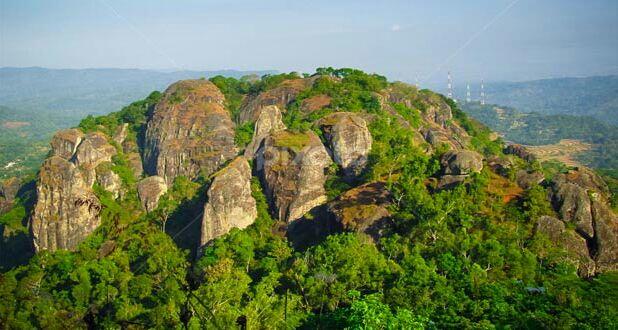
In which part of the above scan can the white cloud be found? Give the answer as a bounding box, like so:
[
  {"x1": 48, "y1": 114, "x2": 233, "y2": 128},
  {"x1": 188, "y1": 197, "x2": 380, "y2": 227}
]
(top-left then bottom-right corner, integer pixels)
[{"x1": 391, "y1": 24, "x2": 401, "y2": 32}]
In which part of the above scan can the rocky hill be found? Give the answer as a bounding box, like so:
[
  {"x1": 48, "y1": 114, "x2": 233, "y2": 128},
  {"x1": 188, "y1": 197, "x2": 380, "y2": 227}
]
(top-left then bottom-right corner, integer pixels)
[{"x1": 1, "y1": 68, "x2": 617, "y2": 328}]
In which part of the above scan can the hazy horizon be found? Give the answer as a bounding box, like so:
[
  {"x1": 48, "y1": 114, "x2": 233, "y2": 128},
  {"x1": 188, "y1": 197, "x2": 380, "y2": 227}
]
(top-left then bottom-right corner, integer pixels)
[{"x1": 2, "y1": 0, "x2": 617, "y2": 85}]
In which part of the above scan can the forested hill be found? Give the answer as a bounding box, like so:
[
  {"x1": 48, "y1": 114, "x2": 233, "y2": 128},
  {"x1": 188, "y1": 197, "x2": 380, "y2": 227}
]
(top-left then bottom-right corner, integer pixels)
[
  {"x1": 1, "y1": 68, "x2": 617, "y2": 328},
  {"x1": 460, "y1": 102, "x2": 618, "y2": 170},
  {"x1": 480, "y1": 75, "x2": 618, "y2": 125}
]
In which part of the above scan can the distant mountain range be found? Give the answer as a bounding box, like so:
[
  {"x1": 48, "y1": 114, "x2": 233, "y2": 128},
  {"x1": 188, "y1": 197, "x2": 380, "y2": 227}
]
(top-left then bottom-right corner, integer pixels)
[
  {"x1": 455, "y1": 75, "x2": 618, "y2": 125},
  {"x1": 0, "y1": 67, "x2": 276, "y2": 118}
]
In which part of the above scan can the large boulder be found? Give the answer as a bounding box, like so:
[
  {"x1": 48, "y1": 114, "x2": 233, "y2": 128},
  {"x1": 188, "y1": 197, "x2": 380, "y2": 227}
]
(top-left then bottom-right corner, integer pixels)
[
  {"x1": 327, "y1": 182, "x2": 392, "y2": 241},
  {"x1": 535, "y1": 216, "x2": 596, "y2": 277},
  {"x1": 137, "y1": 176, "x2": 168, "y2": 212},
  {"x1": 50, "y1": 128, "x2": 84, "y2": 160},
  {"x1": 516, "y1": 170, "x2": 545, "y2": 190},
  {"x1": 200, "y1": 157, "x2": 257, "y2": 247},
  {"x1": 256, "y1": 130, "x2": 332, "y2": 222},
  {"x1": 31, "y1": 156, "x2": 101, "y2": 252},
  {"x1": 317, "y1": 112, "x2": 372, "y2": 178},
  {"x1": 244, "y1": 105, "x2": 286, "y2": 158},
  {"x1": 238, "y1": 78, "x2": 313, "y2": 124},
  {"x1": 143, "y1": 80, "x2": 237, "y2": 185},
  {"x1": 549, "y1": 168, "x2": 618, "y2": 274},
  {"x1": 440, "y1": 150, "x2": 483, "y2": 175},
  {"x1": 504, "y1": 144, "x2": 536, "y2": 162}
]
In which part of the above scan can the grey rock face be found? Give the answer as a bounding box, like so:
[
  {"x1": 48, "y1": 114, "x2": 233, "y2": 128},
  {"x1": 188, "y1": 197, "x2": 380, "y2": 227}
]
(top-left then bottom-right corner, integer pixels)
[
  {"x1": 200, "y1": 157, "x2": 257, "y2": 247},
  {"x1": 535, "y1": 215, "x2": 596, "y2": 277},
  {"x1": 137, "y1": 176, "x2": 168, "y2": 212},
  {"x1": 244, "y1": 105, "x2": 286, "y2": 158},
  {"x1": 96, "y1": 164, "x2": 123, "y2": 199},
  {"x1": 0, "y1": 177, "x2": 20, "y2": 203},
  {"x1": 317, "y1": 112, "x2": 372, "y2": 178},
  {"x1": 516, "y1": 170, "x2": 545, "y2": 190},
  {"x1": 72, "y1": 132, "x2": 117, "y2": 186},
  {"x1": 143, "y1": 80, "x2": 237, "y2": 185},
  {"x1": 441, "y1": 150, "x2": 483, "y2": 175},
  {"x1": 50, "y1": 128, "x2": 84, "y2": 160},
  {"x1": 31, "y1": 156, "x2": 101, "y2": 252},
  {"x1": 238, "y1": 78, "x2": 313, "y2": 124},
  {"x1": 256, "y1": 130, "x2": 332, "y2": 222},
  {"x1": 113, "y1": 123, "x2": 129, "y2": 145},
  {"x1": 549, "y1": 168, "x2": 618, "y2": 274}
]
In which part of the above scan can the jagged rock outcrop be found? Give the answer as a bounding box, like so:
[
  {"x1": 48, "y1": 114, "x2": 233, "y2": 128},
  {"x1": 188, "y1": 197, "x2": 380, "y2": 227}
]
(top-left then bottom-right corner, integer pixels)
[
  {"x1": 535, "y1": 215, "x2": 596, "y2": 277},
  {"x1": 200, "y1": 157, "x2": 257, "y2": 247},
  {"x1": 244, "y1": 105, "x2": 286, "y2": 158},
  {"x1": 50, "y1": 128, "x2": 84, "y2": 160},
  {"x1": 126, "y1": 152, "x2": 144, "y2": 178},
  {"x1": 1, "y1": 177, "x2": 20, "y2": 203},
  {"x1": 239, "y1": 78, "x2": 314, "y2": 124},
  {"x1": 516, "y1": 170, "x2": 545, "y2": 190},
  {"x1": 113, "y1": 123, "x2": 129, "y2": 145},
  {"x1": 300, "y1": 94, "x2": 331, "y2": 113},
  {"x1": 441, "y1": 150, "x2": 483, "y2": 175},
  {"x1": 437, "y1": 150, "x2": 483, "y2": 189},
  {"x1": 143, "y1": 80, "x2": 237, "y2": 185},
  {"x1": 504, "y1": 144, "x2": 536, "y2": 162},
  {"x1": 487, "y1": 156, "x2": 514, "y2": 177},
  {"x1": 256, "y1": 130, "x2": 332, "y2": 222},
  {"x1": 96, "y1": 164, "x2": 122, "y2": 199},
  {"x1": 317, "y1": 112, "x2": 372, "y2": 178},
  {"x1": 549, "y1": 168, "x2": 618, "y2": 274},
  {"x1": 72, "y1": 132, "x2": 117, "y2": 186},
  {"x1": 327, "y1": 182, "x2": 392, "y2": 241},
  {"x1": 380, "y1": 83, "x2": 469, "y2": 150},
  {"x1": 31, "y1": 156, "x2": 101, "y2": 252},
  {"x1": 137, "y1": 176, "x2": 167, "y2": 212}
]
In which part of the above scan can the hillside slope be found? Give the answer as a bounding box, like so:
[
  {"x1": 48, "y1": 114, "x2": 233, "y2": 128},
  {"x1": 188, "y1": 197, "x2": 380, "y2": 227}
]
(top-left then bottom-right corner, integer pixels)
[{"x1": 1, "y1": 68, "x2": 617, "y2": 328}]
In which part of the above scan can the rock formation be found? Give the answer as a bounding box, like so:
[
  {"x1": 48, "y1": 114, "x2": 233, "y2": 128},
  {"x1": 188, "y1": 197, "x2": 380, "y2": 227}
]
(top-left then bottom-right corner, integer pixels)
[
  {"x1": 96, "y1": 164, "x2": 123, "y2": 199},
  {"x1": 504, "y1": 144, "x2": 536, "y2": 162},
  {"x1": 244, "y1": 105, "x2": 286, "y2": 158},
  {"x1": 535, "y1": 215, "x2": 596, "y2": 277},
  {"x1": 72, "y1": 132, "x2": 117, "y2": 186},
  {"x1": 143, "y1": 80, "x2": 237, "y2": 185},
  {"x1": 31, "y1": 156, "x2": 101, "y2": 252},
  {"x1": 0, "y1": 177, "x2": 20, "y2": 203},
  {"x1": 515, "y1": 170, "x2": 545, "y2": 190},
  {"x1": 327, "y1": 182, "x2": 392, "y2": 241},
  {"x1": 137, "y1": 176, "x2": 168, "y2": 212},
  {"x1": 238, "y1": 78, "x2": 313, "y2": 124},
  {"x1": 317, "y1": 112, "x2": 372, "y2": 178},
  {"x1": 548, "y1": 168, "x2": 618, "y2": 274},
  {"x1": 256, "y1": 130, "x2": 332, "y2": 222},
  {"x1": 50, "y1": 128, "x2": 84, "y2": 160},
  {"x1": 437, "y1": 150, "x2": 483, "y2": 189},
  {"x1": 200, "y1": 157, "x2": 257, "y2": 247}
]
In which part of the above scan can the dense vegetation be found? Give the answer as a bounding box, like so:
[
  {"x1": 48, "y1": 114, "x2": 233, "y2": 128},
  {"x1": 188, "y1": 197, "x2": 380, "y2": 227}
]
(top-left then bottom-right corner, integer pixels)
[
  {"x1": 1, "y1": 69, "x2": 617, "y2": 328},
  {"x1": 461, "y1": 102, "x2": 618, "y2": 171}
]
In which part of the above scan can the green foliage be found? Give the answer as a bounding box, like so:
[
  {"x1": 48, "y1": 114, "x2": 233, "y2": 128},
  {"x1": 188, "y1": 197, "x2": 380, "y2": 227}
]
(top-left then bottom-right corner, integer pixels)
[
  {"x1": 2, "y1": 68, "x2": 617, "y2": 329},
  {"x1": 209, "y1": 75, "x2": 251, "y2": 121},
  {"x1": 234, "y1": 122, "x2": 254, "y2": 149}
]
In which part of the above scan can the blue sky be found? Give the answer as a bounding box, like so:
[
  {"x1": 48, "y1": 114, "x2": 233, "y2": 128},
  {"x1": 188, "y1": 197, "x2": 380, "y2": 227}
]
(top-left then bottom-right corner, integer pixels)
[{"x1": 1, "y1": 0, "x2": 617, "y2": 84}]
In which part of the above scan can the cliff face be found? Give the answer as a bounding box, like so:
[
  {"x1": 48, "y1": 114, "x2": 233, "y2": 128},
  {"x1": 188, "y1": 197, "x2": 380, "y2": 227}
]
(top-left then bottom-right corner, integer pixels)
[
  {"x1": 244, "y1": 105, "x2": 286, "y2": 158},
  {"x1": 317, "y1": 112, "x2": 372, "y2": 178},
  {"x1": 548, "y1": 168, "x2": 618, "y2": 273},
  {"x1": 143, "y1": 80, "x2": 237, "y2": 185},
  {"x1": 200, "y1": 157, "x2": 257, "y2": 247},
  {"x1": 31, "y1": 156, "x2": 101, "y2": 252},
  {"x1": 31, "y1": 129, "x2": 118, "y2": 252},
  {"x1": 255, "y1": 130, "x2": 332, "y2": 223}
]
